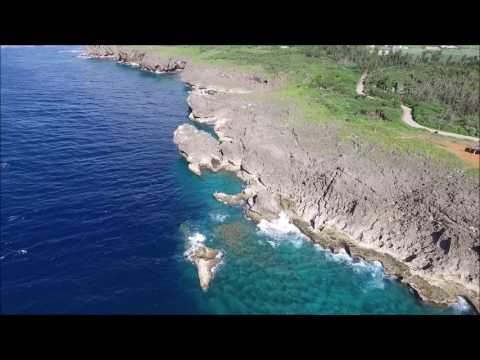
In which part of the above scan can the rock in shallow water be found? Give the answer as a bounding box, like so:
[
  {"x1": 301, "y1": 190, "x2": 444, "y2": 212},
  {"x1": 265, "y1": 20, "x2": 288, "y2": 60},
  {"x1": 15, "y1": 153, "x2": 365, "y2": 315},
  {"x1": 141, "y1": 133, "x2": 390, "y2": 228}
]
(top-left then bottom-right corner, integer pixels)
[{"x1": 185, "y1": 243, "x2": 223, "y2": 291}]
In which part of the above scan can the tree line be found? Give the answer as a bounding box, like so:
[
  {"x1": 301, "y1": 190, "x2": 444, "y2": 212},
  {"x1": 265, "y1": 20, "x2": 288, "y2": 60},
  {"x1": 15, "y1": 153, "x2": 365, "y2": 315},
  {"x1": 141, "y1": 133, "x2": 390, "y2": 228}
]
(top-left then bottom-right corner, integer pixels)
[
  {"x1": 298, "y1": 46, "x2": 479, "y2": 136},
  {"x1": 298, "y1": 45, "x2": 479, "y2": 70}
]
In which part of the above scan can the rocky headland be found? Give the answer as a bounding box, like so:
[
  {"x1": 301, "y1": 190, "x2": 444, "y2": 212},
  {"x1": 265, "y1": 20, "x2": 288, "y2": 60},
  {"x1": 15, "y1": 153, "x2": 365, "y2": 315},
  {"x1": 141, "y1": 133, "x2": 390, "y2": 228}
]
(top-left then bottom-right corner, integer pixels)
[{"x1": 84, "y1": 45, "x2": 480, "y2": 312}]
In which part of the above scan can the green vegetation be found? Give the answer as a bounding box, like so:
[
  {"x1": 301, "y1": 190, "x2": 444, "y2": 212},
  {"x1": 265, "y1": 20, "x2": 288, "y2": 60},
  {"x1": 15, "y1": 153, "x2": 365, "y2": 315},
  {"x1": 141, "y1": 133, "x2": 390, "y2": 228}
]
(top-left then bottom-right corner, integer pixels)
[
  {"x1": 366, "y1": 62, "x2": 479, "y2": 137},
  {"x1": 400, "y1": 45, "x2": 480, "y2": 59},
  {"x1": 140, "y1": 45, "x2": 478, "y2": 172},
  {"x1": 289, "y1": 45, "x2": 479, "y2": 136}
]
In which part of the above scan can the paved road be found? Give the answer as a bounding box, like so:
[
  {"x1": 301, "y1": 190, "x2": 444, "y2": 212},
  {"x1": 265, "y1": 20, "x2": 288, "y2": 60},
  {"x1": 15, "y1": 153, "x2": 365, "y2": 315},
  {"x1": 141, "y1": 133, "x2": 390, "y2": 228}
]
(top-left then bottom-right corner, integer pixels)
[{"x1": 400, "y1": 105, "x2": 479, "y2": 143}]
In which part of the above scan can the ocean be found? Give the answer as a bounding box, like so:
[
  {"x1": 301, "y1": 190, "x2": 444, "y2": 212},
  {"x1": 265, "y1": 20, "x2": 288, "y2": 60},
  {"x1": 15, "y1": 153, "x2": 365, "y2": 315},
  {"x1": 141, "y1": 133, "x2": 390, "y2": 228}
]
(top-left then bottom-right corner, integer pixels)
[{"x1": 0, "y1": 46, "x2": 472, "y2": 314}]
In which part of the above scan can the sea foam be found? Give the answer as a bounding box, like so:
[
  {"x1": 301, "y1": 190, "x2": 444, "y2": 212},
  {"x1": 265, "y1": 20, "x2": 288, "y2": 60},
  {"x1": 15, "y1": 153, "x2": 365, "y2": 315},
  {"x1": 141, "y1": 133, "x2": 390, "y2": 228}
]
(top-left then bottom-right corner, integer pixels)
[
  {"x1": 320, "y1": 245, "x2": 385, "y2": 289},
  {"x1": 257, "y1": 212, "x2": 307, "y2": 248},
  {"x1": 184, "y1": 232, "x2": 206, "y2": 261},
  {"x1": 450, "y1": 296, "x2": 475, "y2": 314},
  {"x1": 183, "y1": 231, "x2": 224, "y2": 276},
  {"x1": 59, "y1": 49, "x2": 81, "y2": 54},
  {"x1": 210, "y1": 213, "x2": 228, "y2": 222}
]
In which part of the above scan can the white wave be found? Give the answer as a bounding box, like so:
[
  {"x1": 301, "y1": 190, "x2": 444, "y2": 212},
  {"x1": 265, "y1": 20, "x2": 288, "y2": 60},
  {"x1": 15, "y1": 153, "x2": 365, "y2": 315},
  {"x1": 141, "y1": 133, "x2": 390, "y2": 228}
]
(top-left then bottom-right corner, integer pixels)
[
  {"x1": 266, "y1": 240, "x2": 277, "y2": 248},
  {"x1": 210, "y1": 213, "x2": 228, "y2": 222},
  {"x1": 321, "y1": 247, "x2": 386, "y2": 289},
  {"x1": 59, "y1": 49, "x2": 81, "y2": 53},
  {"x1": 257, "y1": 212, "x2": 307, "y2": 248},
  {"x1": 188, "y1": 232, "x2": 206, "y2": 245},
  {"x1": 183, "y1": 232, "x2": 206, "y2": 261},
  {"x1": 352, "y1": 258, "x2": 383, "y2": 272},
  {"x1": 356, "y1": 261, "x2": 385, "y2": 289},
  {"x1": 17, "y1": 249, "x2": 28, "y2": 255},
  {"x1": 325, "y1": 248, "x2": 352, "y2": 263},
  {"x1": 1, "y1": 162, "x2": 8, "y2": 169},
  {"x1": 183, "y1": 231, "x2": 225, "y2": 277},
  {"x1": 450, "y1": 296, "x2": 475, "y2": 314},
  {"x1": 211, "y1": 251, "x2": 224, "y2": 274},
  {"x1": 257, "y1": 212, "x2": 306, "y2": 239}
]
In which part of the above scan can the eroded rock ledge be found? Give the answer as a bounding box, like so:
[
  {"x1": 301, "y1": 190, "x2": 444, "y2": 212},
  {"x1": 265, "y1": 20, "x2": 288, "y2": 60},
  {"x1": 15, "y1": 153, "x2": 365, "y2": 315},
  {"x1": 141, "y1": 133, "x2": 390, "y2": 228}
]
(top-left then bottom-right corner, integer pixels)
[
  {"x1": 84, "y1": 45, "x2": 186, "y2": 73},
  {"x1": 177, "y1": 70, "x2": 480, "y2": 311},
  {"x1": 85, "y1": 45, "x2": 480, "y2": 311}
]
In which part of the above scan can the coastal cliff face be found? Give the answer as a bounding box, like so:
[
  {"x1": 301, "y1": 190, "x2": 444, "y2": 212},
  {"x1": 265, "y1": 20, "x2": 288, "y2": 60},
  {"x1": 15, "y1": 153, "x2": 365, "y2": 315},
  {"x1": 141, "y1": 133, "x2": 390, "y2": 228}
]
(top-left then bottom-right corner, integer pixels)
[{"x1": 85, "y1": 45, "x2": 480, "y2": 310}]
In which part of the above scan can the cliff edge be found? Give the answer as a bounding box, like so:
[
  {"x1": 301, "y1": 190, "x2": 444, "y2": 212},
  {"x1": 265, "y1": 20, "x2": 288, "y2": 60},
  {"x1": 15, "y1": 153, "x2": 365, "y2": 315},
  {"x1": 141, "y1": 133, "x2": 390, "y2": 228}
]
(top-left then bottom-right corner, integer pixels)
[{"x1": 85, "y1": 45, "x2": 480, "y2": 311}]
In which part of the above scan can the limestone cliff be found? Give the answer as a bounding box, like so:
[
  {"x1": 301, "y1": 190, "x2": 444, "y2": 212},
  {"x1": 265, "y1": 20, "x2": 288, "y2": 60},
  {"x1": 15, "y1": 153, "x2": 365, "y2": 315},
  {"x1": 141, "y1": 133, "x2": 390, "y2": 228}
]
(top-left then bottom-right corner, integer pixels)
[{"x1": 85, "y1": 45, "x2": 480, "y2": 311}]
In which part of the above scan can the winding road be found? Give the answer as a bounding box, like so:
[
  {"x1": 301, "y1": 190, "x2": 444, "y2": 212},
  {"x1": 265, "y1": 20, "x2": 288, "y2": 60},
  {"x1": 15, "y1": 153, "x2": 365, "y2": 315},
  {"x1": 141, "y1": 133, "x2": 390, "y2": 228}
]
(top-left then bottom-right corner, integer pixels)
[
  {"x1": 400, "y1": 104, "x2": 479, "y2": 142},
  {"x1": 357, "y1": 72, "x2": 479, "y2": 143}
]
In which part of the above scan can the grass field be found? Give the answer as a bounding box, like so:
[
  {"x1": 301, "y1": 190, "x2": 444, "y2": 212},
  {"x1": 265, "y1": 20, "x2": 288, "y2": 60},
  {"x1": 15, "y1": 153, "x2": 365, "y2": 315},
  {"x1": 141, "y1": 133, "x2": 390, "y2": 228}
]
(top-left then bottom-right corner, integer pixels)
[{"x1": 140, "y1": 45, "x2": 479, "y2": 174}]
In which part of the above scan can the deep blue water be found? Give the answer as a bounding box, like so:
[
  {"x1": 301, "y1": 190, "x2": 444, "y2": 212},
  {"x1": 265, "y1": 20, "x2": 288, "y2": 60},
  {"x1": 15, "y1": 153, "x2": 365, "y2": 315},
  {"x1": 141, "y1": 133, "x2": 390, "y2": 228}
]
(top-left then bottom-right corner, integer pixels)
[{"x1": 0, "y1": 46, "x2": 471, "y2": 314}]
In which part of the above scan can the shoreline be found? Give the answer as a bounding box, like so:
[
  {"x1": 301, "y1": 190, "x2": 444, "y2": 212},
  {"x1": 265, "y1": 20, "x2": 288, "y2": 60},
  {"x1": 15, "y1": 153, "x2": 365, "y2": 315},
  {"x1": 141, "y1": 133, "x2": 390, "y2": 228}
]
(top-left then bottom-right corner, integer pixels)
[{"x1": 83, "y1": 46, "x2": 479, "y2": 313}]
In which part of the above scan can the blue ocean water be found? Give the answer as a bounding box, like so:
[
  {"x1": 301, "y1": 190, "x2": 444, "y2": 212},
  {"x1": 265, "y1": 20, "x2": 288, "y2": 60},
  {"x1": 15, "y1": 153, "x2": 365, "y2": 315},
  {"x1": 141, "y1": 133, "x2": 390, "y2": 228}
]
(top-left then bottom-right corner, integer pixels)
[{"x1": 0, "y1": 46, "x2": 470, "y2": 314}]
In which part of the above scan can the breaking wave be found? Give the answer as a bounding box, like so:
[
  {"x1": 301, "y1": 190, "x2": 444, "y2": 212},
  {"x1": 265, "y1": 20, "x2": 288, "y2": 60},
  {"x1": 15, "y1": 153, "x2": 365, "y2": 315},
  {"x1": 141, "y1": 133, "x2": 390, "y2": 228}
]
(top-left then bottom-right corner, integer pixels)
[
  {"x1": 59, "y1": 49, "x2": 82, "y2": 54},
  {"x1": 210, "y1": 212, "x2": 228, "y2": 223},
  {"x1": 450, "y1": 296, "x2": 476, "y2": 315},
  {"x1": 317, "y1": 245, "x2": 385, "y2": 289},
  {"x1": 183, "y1": 232, "x2": 206, "y2": 261},
  {"x1": 257, "y1": 212, "x2": 307, "y2": 248}
]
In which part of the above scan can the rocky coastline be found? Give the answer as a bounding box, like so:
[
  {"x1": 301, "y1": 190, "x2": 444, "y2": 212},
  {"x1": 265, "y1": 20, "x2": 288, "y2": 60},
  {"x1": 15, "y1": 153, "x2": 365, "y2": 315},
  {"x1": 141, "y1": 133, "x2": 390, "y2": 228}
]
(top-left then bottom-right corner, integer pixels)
[{"x1": 84, "y1": 45, "x2": 480, "y2": 312}]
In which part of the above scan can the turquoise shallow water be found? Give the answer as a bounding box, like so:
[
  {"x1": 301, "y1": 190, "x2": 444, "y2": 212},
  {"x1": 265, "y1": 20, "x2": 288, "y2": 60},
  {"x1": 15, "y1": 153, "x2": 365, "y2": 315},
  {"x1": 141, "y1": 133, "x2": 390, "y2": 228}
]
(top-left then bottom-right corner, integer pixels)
[
  {"x1": 1, "y1": 46, "x2": 473, "y2": 314},
  {"x1": 175, "y1": 170, "x2": 470, "y2": 315}
]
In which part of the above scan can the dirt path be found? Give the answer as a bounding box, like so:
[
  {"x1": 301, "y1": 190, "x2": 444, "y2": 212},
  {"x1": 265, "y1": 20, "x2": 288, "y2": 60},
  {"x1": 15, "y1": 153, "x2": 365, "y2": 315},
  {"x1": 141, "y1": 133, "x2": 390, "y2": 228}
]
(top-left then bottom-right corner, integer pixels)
[
  {"x1": 434, "y1": 140, "x2": 480, "y2": 169},
  {"x1": 401, "y1": 105, "x2": 479, "y2": 142},
  {"x1": 356, "y1": 72, "x2": 479, "y2": 142},
  {"x1": 356, "y1": 71, "x2": 367, "y2": 96}
]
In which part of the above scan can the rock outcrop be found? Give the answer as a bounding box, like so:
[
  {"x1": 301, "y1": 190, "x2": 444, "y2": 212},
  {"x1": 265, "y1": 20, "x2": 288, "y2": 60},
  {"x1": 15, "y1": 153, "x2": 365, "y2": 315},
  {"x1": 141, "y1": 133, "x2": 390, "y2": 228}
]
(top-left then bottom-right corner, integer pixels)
[
  {"x1": 173, "y1": 124, "x2": 224, "y2": 176},
  {"x1": 85, "y1": 45, "x2": 480, "y2": 310},
  {"x1": 185, "y1": 244, "x2": 223, "y2": 291},
  {"x1": 175, "y1": 68, "x2": 480, "y2": 309},
  {"x1": 84, "y1": 45, "x2": 186, "y2": 73}
]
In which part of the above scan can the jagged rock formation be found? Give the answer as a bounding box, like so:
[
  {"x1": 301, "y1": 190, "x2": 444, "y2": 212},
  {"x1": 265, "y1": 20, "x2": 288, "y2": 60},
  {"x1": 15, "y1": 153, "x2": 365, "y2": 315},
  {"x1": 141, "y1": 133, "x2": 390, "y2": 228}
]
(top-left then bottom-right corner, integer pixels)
[
  {"x1": 185, "y1": 244, "x2": 222, "y2": 291},
  {"x1": 180, "y1": 85, "x2": 480, "y2": 307},
  {"x1": 85, "y1": 45, "x2": 186, "y2": 73},
  {"x1": 85, "y1": 45, "x2": 480, "y2": 310},
  {"x1": 173, "y1": 124, "x2": 225, "y2": 176}
]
